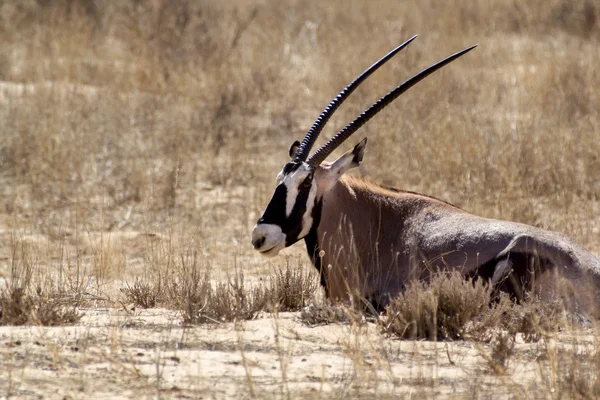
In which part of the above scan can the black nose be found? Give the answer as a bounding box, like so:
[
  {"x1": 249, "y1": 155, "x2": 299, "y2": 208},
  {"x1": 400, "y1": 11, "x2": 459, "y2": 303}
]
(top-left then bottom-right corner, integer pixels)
[{"x1": 252, "y1": 235, "x2": 266, "y2": 249}]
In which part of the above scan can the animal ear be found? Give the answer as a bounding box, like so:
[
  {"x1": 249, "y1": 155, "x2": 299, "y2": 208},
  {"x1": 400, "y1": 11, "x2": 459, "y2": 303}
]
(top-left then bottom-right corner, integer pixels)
[
  {"x1": 328, "y1": 138, "x2": 367, "y2": 177},
  {"x1": 289, "y1": 140, "x2": 301, "y2": 158}
]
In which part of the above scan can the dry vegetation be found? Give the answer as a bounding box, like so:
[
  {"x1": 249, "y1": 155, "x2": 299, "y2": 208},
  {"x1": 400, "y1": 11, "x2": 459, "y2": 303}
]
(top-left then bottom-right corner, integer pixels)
[{"x1": 0, "y1": 0, "x2": 600, "y2": 398}]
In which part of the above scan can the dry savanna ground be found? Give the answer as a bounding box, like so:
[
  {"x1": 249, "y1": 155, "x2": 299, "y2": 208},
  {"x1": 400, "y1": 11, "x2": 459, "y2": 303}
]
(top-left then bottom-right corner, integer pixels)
[{"x1": 1, "y1": 1, "x2": 600, "y2": 399}]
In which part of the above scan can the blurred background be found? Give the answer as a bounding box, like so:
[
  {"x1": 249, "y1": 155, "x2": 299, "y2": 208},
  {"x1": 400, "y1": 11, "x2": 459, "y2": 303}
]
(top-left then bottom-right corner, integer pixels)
[{"x1": 0, "y1": 0, "x2": 599, "y2": 281}]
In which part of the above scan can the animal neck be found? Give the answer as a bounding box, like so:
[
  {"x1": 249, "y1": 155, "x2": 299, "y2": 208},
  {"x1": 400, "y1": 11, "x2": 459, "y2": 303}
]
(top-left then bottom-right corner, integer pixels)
[
  {"x1": 303, "y1": 195, "x2": 325, "y2": 290},
  {"x1": 303, "y1": 175, "x2": 379, "y2": 291}
]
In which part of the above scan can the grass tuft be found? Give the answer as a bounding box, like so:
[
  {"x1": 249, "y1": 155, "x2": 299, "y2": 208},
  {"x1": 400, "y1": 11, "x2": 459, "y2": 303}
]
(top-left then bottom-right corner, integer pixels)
[
  {"x1": 0, "y1": 286, "x2": 81, "y2": 326},
  {"x1": 268, "y1": 258, "x2": 320, "y2": 312},
  {"x1": 382, "y1": 271, "x2": 494, "y2": 340},
  {"x1": 121, "y1": 280, "x2": 162, "y2": 309},
  {"x1": 382, "y1": 271, "x2": 570, "y2": 342},
  {"x1": 173, "y1": 265, "x2": 270, "y2": 324}
]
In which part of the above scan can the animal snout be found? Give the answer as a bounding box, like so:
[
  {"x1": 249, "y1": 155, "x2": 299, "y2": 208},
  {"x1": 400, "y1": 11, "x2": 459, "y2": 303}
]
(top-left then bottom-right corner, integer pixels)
[
  {"x1": 251, "y1": 223, "x2": 285, "y2": 256},
  {"x1": 252, "y1": 233, "x2": 266, "y2": 250}
]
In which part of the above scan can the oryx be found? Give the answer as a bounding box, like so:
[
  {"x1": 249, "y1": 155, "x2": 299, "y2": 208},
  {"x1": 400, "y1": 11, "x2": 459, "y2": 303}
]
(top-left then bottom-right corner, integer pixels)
[{"x1": 251, "y1": 36, "x2": 600, "y2": 315}]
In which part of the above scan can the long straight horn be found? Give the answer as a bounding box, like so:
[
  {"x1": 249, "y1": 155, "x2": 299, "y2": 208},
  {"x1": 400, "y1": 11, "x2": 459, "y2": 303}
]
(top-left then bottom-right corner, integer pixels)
[
  {"x1": 292, "y1": 35, "x2": 418, "y2": 162},
  {"x1": 307, "y1": 44, "x2": 478, "y2": 167}
]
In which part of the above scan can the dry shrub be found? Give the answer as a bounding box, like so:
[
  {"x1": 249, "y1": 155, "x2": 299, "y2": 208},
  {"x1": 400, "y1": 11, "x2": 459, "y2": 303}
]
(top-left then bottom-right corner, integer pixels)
[
  {"x1": 120, "y1": 280, "x2": 162, "y2": 309},
  {"x1": 172, "y1": 263, "x2": 270, "y2": 324},
  {"x1": 268, "y1": 258, "x2": 320, "y2": 312},
  {"x1": 0, "y1": 235, "x2": 82, "y2": 326},
  {"x1": 382, "y1": 272, "x2": 569, "y2": 342},
  {"x1": 208, "y1": 272, "x2": 270, "y2": 323},
  {"x1": 0, "y1": 287, "x2": 81, "y2": 326},
  {"x1": 501, "y1": 294, "x2": 565, "y2": 342},
  {"x1": 121, "y1": 256, "x2": 320, "y2": 319},
  {"x1": 383, "y1": 271, "x2": 493, "y2": 340}
]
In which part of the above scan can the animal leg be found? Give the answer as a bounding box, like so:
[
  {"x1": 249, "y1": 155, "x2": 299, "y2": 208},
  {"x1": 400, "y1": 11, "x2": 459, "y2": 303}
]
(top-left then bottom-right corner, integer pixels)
[
  {"x1": 491, "y1": 257, "x2": 513, "y2": 287},
  {"x1": 490, "y1": 254, "x2": 534, "y2": 301}
]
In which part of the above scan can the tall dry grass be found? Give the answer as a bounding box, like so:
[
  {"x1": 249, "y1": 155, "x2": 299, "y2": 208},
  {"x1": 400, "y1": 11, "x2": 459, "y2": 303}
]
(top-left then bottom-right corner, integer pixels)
[{"x1": 1, "y1": 0, "x2": 599, "y2": 246}]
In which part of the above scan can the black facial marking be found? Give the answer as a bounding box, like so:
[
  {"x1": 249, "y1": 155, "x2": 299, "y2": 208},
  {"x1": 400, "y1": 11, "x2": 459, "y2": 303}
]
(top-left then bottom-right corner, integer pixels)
[
  {"x1": 304, "y1": 199, "x2": 327, "y2": 292},
  {"x1": 257, "y1": 184, "x2": 287, "y2": 225},
  {"x1": 256, "y1": 171, "x2": 316, "y2": 247}
]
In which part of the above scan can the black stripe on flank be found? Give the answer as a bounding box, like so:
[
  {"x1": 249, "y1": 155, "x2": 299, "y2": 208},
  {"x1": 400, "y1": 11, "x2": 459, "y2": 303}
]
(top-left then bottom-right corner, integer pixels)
[{"x1": 304, "y1": 198, "x2": 327, "y2": 294}]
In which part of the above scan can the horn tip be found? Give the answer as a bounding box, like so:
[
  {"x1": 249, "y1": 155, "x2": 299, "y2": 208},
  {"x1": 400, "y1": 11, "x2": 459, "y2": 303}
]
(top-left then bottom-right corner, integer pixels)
[{"x1": 458, "y1": 44, "x2": 478, "y2": 56}]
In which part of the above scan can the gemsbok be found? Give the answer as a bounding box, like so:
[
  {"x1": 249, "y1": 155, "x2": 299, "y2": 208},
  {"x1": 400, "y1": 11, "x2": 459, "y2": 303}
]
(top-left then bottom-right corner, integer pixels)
[{"x1": 251, "y1": 35, "x2": 600, "y2": 316}]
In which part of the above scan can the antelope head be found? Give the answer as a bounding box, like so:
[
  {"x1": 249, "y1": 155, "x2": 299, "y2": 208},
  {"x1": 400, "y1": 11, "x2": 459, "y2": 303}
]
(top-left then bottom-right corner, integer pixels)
[{"x1": 252, "y1": 36, "x2": 476, "y2": 257}]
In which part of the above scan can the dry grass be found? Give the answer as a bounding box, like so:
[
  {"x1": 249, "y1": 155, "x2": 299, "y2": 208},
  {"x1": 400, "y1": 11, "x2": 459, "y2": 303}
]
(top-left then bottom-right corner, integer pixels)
[
  {"x1": 0, "y1": 287, "x2": 81, "y2": 326},
  {"x1": 1, "y1": 0, "x2": 599, "y2": 246},
  {"x1": 0, "y1": 0, "x2": 600, "y2": 397},
  {"x1": 121, "y1": 255, "x2": 320, "y2": 321},
  {"x1": 120, "y1": 280, "x2": 161, "y2": 309},
  {"x1": 382, "y1": 271, "x2": 569, "y2": 342},
  {"x1": 557, "y1": 348, "x2": 600, "y2": 398},
  {"x1": 0, "y1": 235, "x2": 82, "y2": 326},
  {"x1": 175, "y1": 266, "x2": 270, "y2": 324},
  {"x1": 268, "y1": 258, "x2": 320, "y2": 312},
  {"x1": 383, "y1": 271, "x2": 494, "y2": 340}
]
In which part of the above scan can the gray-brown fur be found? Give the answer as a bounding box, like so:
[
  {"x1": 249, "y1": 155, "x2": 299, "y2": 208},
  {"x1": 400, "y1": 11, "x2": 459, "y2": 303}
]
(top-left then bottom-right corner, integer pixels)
[{"x1": 315, "y1": 174, "x2": 600, "y2": 315}]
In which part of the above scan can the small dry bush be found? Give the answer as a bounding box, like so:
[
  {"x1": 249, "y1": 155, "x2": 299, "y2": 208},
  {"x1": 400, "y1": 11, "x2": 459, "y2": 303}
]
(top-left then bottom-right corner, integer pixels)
[
  {"x1": 0, "y1": 236, "x2": 81, "y2": 326},
  {"x1": 120, "y1": 280, "x2": 162, "y2": 309},
  {"x1": 383, "y1": 271, "x2": 493, "y2": 340},
  {"x1": 122, "y1": 254, "x2": 320, "y2": 320},
  {"x1": 268, "y1": 258, "x2": 320, "y2": 312},
  {"x1": 501, "y1": 294, "x2": 566, "y2": 342},
  {"x1": 0, "y1": 287, "x2": 81, "y2": 326},
  {"x1": 174, "y1": 268, "x2": 270, "y2": 324},
  {"x1": 162, "y1": 248, "x2": 275, "y2": 324},
  {"x1": 165, "y1": 250, "x2": 271, "y2": 324},
  {"x1": 382, "y1": 271, "x2": 568, "y2": 342}
]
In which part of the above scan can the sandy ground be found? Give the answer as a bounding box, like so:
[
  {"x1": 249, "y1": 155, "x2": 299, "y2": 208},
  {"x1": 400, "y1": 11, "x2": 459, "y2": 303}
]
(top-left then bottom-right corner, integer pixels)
[{"x1": 0, "y1": 306, "x2": 589, "y2": 399}]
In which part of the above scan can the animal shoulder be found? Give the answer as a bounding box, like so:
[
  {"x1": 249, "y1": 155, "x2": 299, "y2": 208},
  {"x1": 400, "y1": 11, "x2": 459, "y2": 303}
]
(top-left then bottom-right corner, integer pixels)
[{"x1": 341, "y1": 175, "x2": 461, "y2": 210}]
